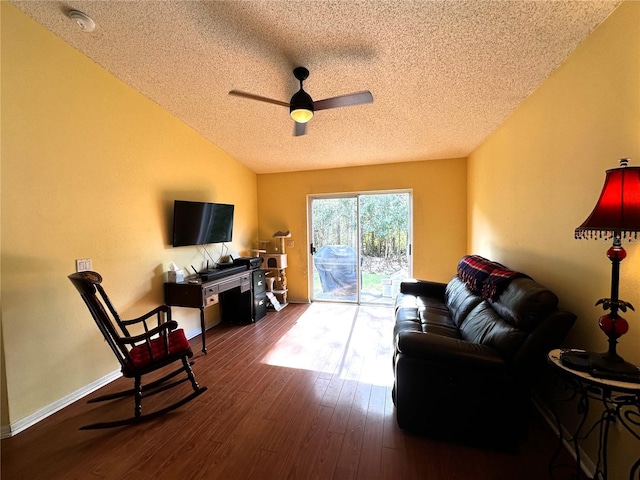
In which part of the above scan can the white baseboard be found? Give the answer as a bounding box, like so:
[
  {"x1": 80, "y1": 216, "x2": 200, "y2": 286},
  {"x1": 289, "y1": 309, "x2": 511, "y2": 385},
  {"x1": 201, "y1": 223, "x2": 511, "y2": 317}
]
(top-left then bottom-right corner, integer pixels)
[
  {"x1": 1, "y1": 369, "x2": 121, "y2": 438},
  {"x1": 1, "y1": 424, "x2": 12, "y2": 439},
  {"x1": 532, "y1": 394, "x2": 596, "y2": 478},
  {"x1": 1, "y1": 327, "x2": 209, "y2": 439}
]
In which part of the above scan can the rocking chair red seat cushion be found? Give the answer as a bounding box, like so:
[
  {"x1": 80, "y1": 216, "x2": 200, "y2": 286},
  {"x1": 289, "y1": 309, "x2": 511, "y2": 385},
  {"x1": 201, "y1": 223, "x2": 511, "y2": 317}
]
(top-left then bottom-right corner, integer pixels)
[{"x1": 127, "y1": 328, "x2": 191, "y2": 369}]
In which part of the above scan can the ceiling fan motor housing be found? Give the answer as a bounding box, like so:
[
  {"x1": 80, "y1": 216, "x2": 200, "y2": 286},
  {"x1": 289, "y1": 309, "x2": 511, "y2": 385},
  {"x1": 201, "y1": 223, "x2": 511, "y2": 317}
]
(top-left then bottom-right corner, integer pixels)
[
  {"x1": 290, "y1": 67, "x2": 314, "y2": 123},
  {"x1": 290, "y1": 89, "x2": 314, "y2": 122}
]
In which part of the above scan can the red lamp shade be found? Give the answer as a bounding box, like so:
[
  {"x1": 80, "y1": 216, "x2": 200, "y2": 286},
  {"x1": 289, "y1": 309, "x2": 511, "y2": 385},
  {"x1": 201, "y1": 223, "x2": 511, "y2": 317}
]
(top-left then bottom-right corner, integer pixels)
[{"x1": 575, "y1": 160, "x2": 640, "y2": 240}]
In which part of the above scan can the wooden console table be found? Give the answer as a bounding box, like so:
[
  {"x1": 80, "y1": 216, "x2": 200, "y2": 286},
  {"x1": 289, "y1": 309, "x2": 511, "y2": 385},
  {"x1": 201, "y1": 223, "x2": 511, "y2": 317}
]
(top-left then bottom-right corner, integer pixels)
[
  {"x1": 547, "y1": 349, "x2": 640, "y2": 480},
  {"x1": 164, "y1": 269, "x2": 252, "y2": 354}
]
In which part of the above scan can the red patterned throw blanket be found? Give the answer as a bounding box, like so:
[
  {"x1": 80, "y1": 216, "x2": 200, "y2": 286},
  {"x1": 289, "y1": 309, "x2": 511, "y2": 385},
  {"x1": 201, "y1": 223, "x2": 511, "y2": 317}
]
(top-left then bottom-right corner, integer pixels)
[{"x1": 457, "y1": 255, "x2": 526, "y2": 301}]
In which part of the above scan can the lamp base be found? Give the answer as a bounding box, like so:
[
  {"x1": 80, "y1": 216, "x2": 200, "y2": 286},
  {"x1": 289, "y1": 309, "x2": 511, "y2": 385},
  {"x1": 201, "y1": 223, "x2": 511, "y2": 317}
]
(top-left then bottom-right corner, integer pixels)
[{"x1": 588, "y1": 352, "x2": 640, "y2": 382}]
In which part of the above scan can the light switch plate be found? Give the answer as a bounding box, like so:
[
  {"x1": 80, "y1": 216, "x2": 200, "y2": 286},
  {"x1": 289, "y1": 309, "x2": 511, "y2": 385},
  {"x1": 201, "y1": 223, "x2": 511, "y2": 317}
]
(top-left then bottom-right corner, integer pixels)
[{"x1": 76, "y1": 258, "x2": 92, "y2": 272}]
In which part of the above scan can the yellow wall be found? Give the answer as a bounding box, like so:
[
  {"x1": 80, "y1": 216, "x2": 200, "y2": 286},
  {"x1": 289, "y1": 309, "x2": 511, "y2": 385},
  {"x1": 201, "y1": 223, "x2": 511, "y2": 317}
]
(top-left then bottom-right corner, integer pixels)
[
  {"x1": 0, "y1": 2, "x2": 467, "y2": 434},
  {"x1": 468, "y1": 2, "x2": 639, "y2": 477},
  {"x1": 257, "y1": 159, "x2": 468, "y2": 302},
  {"x1": 1, "y1": 4, "x2": 258, "y2": 425},
  {"x1": 3, "y1": 4, "x2": 637, "y2": 476}
]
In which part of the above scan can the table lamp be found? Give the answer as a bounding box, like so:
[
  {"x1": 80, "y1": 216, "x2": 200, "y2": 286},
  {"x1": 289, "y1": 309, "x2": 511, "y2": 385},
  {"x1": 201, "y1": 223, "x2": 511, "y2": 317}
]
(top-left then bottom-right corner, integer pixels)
[{"x1": 575, "y1": 158, "x2": 640, "y2": 375}]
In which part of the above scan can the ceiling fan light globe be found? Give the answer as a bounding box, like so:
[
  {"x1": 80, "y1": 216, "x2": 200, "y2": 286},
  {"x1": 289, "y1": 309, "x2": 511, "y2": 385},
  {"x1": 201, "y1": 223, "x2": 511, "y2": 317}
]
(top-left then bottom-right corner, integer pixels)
[{"x1": 291, "y1": 109, "x2": 314, "y2": 123}]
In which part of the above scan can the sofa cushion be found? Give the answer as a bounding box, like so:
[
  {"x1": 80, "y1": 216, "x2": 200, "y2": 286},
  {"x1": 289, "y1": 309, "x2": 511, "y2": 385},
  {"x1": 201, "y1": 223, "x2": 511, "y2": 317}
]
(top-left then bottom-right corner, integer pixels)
[
  {"x1": 395, "y1": 293, "x2": 420, "y2": 310},
  {"x1": 420, "y1": 308, "x2": 461, "y2": 338},
  {"x1": 445, "y1": 276, "x2": 483, "y2": 327},
  {"x1": 394, "y1": 305, "x2": 460, "y2": 339},
  {"x1": 394, "y1": 319, "x2": 423, "y2": 338},
  {"x1": 396, "y1": 306, "x2": 420, "y2": 323},
  {"x1": 490, "y1": 277, "x2": 559, "y2": 331},
  {"x1": 395, "y1": 331, "x2": 505, "y2": 371},
  {"x1": 459, "y1": 302, "x2": 528, "y2": 359}
]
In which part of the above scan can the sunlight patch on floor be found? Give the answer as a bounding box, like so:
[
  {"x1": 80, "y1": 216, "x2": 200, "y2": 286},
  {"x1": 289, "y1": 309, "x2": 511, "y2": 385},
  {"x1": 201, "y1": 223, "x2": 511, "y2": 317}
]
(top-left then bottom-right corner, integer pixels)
[{"x1": 261, "y1": 302, "x2": 395, "y2": 387}]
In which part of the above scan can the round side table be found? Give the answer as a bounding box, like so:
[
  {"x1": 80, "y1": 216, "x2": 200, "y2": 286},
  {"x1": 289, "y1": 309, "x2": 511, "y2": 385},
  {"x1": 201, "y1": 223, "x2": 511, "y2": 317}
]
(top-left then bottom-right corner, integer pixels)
[{"x1": 547, "y1": 349, "x2": 640, "y2": 480}]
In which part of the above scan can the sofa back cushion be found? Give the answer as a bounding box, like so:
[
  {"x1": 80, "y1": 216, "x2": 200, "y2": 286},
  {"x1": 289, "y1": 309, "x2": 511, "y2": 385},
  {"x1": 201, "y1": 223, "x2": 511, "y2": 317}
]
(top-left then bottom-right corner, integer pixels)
[
  {"x1": 490, "y1": 277, "x2": 559, "y2": 331},
  {"x1": 445, "y1": 276, "x2": 483, "y2": 327},
  {"x1": 459, "y1": 301, "x2": 528, "y2": 359}
]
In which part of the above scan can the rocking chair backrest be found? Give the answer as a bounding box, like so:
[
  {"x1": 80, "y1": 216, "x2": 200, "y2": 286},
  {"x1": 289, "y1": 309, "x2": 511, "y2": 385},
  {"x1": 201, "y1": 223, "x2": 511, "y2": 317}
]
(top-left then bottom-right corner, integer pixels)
[{"x1": 68, "y1": 271, "x2": 132, "y2": 370}]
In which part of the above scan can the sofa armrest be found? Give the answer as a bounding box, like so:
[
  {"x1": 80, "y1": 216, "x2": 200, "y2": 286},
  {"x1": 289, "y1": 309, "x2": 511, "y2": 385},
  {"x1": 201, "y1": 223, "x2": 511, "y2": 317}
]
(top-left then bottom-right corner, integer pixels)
[
  {"x1": 395, "y1": 331, "x2": 505, "y2": 372},
  {"x1": 400, "y1": 279, "x2": 447, "y2": 299}
]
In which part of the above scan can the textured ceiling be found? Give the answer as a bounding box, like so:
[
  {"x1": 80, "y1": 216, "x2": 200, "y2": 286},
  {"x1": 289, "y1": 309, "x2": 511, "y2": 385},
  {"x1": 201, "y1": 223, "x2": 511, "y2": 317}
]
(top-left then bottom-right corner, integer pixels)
[{"x1": 10, "y1": 1, "x2": 622, "y2": 174}]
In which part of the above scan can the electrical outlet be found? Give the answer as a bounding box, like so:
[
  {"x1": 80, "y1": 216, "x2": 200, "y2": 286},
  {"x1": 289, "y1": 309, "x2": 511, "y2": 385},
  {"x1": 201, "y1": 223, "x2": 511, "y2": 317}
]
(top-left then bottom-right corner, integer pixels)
[
  {"x1": 76, "y1": 258, "x2": 92, "y2": 272},
  {"x1": 286, "y1": 240, "x2": 295, "y2": 248}
]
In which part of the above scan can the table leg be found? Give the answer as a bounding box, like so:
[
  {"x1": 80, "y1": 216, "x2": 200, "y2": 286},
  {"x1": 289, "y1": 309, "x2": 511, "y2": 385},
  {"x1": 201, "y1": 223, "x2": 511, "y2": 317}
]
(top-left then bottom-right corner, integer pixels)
[
  {"x1": 199, "y1": 307, "x2": 207, "y2": 354},
  {"x1": 548, "y1": 378, "x2": 591, "y2": 479}
]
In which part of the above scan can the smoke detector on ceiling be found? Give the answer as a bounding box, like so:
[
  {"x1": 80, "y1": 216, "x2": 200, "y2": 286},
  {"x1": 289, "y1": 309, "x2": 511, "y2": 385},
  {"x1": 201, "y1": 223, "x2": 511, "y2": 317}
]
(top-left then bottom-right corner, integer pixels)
[{"x1": 68, "y1": 10, "x2": 96, "y2": 33}]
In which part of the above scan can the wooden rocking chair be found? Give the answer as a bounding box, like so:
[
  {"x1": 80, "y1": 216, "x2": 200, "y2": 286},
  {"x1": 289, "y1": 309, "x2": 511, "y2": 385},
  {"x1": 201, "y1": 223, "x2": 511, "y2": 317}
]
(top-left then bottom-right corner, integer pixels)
[{"x1": 68, "y1": 271, "x2": 206, "y2": 429}]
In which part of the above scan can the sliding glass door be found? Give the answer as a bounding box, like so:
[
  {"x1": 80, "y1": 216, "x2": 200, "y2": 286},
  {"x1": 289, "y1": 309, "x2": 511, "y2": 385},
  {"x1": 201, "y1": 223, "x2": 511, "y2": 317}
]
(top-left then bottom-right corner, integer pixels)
[
  {"x1": 310, "y1": 196, "x2": 359, "y2": 302},
  {"x1": 309, "y1": 191, "x2": 412, "y2": 305}
]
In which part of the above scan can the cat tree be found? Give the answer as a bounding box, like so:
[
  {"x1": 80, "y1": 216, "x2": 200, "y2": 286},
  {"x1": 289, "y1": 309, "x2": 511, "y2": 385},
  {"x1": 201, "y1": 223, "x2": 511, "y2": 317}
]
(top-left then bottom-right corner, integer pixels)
[{"x1": 256, "y1": 231, "x2": 290, "y2": 310}]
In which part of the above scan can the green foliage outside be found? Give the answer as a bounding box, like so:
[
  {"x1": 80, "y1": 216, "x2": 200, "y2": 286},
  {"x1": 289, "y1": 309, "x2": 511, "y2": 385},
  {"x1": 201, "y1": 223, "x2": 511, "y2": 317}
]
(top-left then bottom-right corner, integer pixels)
[
  {"x1": 359, "y1": 194, "x2": 409, "y2": 262},
  {"x1": 312, "y1": 193, "x2": 410, "y2": 301}
]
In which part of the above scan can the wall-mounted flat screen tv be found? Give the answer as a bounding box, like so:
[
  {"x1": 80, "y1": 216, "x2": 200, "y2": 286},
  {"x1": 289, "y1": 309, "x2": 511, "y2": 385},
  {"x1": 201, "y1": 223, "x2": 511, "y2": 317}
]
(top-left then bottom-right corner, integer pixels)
[{"x1": 172, "y1": 200, "x2": 234, "y2": 247}]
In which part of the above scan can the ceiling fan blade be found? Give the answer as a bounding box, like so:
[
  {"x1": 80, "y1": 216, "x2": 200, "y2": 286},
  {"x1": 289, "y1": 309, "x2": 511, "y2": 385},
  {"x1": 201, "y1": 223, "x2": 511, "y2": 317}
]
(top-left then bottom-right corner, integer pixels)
[
  {"x1": 313, "y1": 91, "x2": 373, "y2": 111},
  {"x1": 228, "y1": 90, "x2": 289, "y2": 108},
  {"x1": 294, "y1": 121, "x2": 307, "y2": 137}
]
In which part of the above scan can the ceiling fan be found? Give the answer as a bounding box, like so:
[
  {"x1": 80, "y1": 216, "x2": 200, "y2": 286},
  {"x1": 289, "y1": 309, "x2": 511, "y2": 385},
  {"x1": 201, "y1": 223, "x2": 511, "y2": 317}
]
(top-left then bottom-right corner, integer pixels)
[{"x1": 229, "y1": 67, "x2": 373, "y2": 136}]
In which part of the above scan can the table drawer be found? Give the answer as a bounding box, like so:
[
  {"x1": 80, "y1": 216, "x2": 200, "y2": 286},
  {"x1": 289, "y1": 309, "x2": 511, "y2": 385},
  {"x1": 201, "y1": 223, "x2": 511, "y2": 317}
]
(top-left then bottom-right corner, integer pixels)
[
  {"x1": 203, "y1": 285, "x2": 218, "y2": 297},
  {"x1": 205, "y1": 293, "x2": 219, "y2": 306},
  {"x1": 253, "y1": 270, "x2": 266, "y2": 294},
  {"x1": 254, "y1": 292, "x2": 267, "y2": 321}
]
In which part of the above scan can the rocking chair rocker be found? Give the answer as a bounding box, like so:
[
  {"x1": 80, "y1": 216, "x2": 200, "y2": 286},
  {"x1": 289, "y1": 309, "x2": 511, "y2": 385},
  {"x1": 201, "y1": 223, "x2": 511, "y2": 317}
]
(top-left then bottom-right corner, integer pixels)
[{"x1": 68, "y1": 271, "x2": 206, "y2": 429}]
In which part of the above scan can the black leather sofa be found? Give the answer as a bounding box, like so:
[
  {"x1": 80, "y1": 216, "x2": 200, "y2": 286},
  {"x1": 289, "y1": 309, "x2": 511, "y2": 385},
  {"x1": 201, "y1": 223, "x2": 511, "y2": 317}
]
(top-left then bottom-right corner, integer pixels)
[{"x1": 392, "y1": 255, "x2": 576, "y2": 446}]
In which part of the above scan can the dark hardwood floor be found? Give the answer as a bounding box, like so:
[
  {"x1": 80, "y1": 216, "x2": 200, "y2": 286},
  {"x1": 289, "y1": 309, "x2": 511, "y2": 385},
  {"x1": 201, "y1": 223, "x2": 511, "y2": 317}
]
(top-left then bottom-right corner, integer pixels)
[{"x1": 2, "y1": 302, "x2": 574, "y2": 479}]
